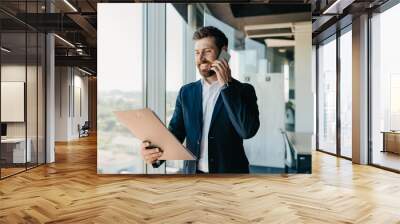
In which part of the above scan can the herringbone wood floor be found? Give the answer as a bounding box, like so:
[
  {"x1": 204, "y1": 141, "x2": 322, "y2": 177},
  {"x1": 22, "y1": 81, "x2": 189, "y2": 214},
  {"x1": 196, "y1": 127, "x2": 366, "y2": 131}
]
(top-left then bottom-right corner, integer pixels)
[{"x1": 1, "y1": 135, "x2": 400, "y2": 224}]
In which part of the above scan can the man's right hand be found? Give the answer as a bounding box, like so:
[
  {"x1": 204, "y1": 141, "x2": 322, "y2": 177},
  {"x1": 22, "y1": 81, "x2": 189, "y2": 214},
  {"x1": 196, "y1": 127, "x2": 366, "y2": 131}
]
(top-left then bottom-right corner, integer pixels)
[{"x1": 140, "y1": 141, "x2": 163, "y2": 165}]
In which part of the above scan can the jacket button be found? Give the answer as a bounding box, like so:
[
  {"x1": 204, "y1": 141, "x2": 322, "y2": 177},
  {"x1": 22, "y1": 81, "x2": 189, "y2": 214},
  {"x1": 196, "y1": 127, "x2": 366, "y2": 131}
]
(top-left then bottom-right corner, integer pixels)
[
  {"x1": 209, "y1": 136, "x2": 214, "y2": 139},
  {"x1": 197, "y1": 140, "x2": 200, "y2": 144}
]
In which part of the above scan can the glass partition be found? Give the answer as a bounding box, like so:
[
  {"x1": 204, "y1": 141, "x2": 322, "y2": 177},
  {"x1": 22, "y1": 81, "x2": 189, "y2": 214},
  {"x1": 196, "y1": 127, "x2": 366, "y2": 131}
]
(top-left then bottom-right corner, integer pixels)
[
  {"x1": 0, "y1": 1, "x2": 46, "y2": 179},
  {"x1": 1, "y1": 30, "x2": 28, "y2": 177}
]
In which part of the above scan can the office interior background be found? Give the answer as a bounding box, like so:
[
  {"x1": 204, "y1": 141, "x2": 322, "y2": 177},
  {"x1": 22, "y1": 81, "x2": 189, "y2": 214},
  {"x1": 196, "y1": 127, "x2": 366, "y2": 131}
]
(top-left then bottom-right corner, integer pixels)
[
  {"x1": 0, "y1": 0, "x2": 97, "y2": 179},
  {"x1": 314, "y1": 0, "x2": 400, "y2": 172},
  {"x1": 0, "y1": 0, "x2": 400, "y2": 222},
  {"x1": 2, "y1": 0, "x2": 399, "y2": 177},
  {"x1": 0, "y1": 0, "x2": 399, "y2": 176}
]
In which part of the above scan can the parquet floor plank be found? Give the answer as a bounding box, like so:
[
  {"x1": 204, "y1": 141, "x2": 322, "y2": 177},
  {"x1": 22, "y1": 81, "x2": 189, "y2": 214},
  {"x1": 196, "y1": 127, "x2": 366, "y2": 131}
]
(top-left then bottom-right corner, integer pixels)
[{"x1": 0, "y1": 135, "x2": 399, "y2": 223}]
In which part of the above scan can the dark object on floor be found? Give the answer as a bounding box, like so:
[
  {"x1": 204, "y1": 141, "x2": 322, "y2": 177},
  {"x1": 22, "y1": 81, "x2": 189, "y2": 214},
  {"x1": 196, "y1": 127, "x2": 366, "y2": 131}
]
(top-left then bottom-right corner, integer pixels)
[{"x1": 79, "y1": 121, "x2": 90, "y2": 138}]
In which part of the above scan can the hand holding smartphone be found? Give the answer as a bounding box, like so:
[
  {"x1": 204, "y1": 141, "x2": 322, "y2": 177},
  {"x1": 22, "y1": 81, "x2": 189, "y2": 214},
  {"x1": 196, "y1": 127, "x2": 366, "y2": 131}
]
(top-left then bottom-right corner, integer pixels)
[
  {"x1": 207, "y1": 49, "x2": 231, "y2": 76},
  {"x1": 218, "y1": 49, "x2": 231, "y2": 63}
]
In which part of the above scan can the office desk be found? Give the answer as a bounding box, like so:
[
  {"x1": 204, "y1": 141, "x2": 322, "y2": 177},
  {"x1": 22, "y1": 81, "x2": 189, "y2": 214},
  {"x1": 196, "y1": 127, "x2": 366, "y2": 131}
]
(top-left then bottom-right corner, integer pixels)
[
  {"x1": 382, "y1": 131, "x2": 400, "y2": 154},
  {"x1": 1, "y1": 138, "x2": 32, "y2": 164}
]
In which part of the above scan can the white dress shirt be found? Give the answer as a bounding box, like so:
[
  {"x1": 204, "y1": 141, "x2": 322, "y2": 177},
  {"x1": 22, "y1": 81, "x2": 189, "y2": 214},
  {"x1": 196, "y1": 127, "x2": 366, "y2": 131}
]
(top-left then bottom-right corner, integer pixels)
[{"x1": 198, "y1": 79, "x2": 224, "y2": 173}]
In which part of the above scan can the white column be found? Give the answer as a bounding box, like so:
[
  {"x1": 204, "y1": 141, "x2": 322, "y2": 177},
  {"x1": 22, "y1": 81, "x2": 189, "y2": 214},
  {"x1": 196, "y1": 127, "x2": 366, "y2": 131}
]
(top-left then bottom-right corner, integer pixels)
[
  {"x1": 46, "y1": 32, "x2": 55, "y2": 163},
  {"x1": 352, "y1": 14, "x2": 369, "y2": 164},
  {"x1": 312, "y1": 45, "x2": 317, "y2": 150},
  {"x1": 294, "y1": 22, "x2": 314, "y2": 139},
  {"x1": 145, "y1": 3, "x2": 167, "y2": 174}
]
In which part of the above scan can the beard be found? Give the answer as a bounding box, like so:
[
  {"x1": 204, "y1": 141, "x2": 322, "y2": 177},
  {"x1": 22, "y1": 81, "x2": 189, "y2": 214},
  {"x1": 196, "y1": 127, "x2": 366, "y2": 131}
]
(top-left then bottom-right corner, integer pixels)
[
  {"x1": 201, "y1": 70, "x2": 214, "y2": 78},
  {"x1": 197, "y1": 59, "x2": 214, "y2": 77}
]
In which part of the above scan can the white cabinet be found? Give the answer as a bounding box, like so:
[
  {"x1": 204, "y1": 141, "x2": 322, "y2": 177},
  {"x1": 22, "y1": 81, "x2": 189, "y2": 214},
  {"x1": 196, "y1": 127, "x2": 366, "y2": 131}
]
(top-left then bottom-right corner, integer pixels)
[{"x1": 1, "y1": 138, "x2": 32, "y2": 163}]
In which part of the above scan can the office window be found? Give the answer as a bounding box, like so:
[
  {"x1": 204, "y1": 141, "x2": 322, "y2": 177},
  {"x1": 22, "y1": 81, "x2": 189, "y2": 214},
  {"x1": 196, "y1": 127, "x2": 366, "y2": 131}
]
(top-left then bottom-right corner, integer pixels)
[
  {"x1": 318, "y1": 37, "x2": 337, "y2": 154},
  {"x1": 97, "y1": 4, "x2": 145, "y2": 174},
  {"x1": 371, "y1": 3, "x2": 400, "y2": 171},
  {"x1": 165, "y1": 4, "x2": 185, "y2": 174},
  {"x1": 340, "y1": 29, "x2": 352, "y2": 158}
]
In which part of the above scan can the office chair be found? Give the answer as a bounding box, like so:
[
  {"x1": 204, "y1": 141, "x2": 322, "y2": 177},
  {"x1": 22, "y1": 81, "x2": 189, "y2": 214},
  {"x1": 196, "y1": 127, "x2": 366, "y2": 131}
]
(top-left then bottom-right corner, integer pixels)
[{"x1": 79, "y1": 121, "x2": 90, "y2": 138}]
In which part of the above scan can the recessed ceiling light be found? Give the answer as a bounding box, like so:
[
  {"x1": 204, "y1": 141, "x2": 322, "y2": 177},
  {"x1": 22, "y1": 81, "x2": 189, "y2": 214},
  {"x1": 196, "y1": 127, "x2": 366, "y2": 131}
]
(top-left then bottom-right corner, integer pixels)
[
  {"x1": 322, "y1": 0, "x2": 353, "y2": 15},
  {"x1": 54, "y1": 34, "x2": 75, "y2": 48},
  {"x1": 78, "y1": 67, "x2": 92, "y2": 76},
  {"x1": 63, "y1": 0, "x2": 78, "y2": 12}
]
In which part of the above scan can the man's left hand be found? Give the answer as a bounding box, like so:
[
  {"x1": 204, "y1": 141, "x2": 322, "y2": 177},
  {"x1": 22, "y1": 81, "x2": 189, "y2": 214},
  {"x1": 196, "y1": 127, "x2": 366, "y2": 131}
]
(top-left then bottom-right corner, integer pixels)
[{"x1": 212, "y1": 59, "x2": 231, "y2": 86}]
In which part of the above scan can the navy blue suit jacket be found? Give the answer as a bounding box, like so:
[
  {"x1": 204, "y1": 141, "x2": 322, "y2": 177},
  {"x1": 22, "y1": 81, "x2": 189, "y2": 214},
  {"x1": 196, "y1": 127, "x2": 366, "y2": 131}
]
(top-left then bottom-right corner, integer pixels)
[{"x1": 155, "y1": 78, "x2": 259, "y2": 174}]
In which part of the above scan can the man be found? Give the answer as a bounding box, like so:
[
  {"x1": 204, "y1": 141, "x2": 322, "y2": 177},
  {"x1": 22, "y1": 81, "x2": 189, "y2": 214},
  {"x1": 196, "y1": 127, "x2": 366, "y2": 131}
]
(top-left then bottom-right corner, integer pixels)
[{"x1": 140, "y1": 26, "x2": 260, "y2": 174}]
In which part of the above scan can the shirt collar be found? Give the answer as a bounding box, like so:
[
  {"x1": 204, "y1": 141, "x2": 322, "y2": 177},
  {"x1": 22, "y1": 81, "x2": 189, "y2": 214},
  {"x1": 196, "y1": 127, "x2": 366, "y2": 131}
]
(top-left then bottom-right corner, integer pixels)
[{"x1": 201, "y1": 78, "x2": 221, "y2": 88}]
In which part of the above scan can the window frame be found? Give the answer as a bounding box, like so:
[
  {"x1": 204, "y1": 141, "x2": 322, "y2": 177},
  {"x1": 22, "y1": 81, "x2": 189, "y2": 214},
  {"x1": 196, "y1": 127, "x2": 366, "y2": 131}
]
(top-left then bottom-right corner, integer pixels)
[
  {"x1": 315, "y1": 24, "x2": 353, "y2": 161},
  {"x1": 368, "y1": 1, "x2": 400, "y2": 173}
]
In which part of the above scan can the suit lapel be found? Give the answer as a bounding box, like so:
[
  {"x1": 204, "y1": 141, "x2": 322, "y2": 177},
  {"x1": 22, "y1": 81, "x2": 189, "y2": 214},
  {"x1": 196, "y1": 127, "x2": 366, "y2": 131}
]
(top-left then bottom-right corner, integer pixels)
[
  {"x1": 195, "y1": 80, "x2": 203, "y2": 131},
  {"x1": 210, "y1": 79, "x2": 237, "y2": 127},
  {"x1": 210, "y1": 94, "x2": 223, "y2": 129}
]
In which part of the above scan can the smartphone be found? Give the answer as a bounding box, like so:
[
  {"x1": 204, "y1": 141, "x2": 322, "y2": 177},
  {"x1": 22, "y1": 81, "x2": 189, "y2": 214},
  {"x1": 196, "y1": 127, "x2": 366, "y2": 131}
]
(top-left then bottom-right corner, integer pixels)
[
  {"x1": 207, "y1": 49, "x2": 231, "y2": 76},
  {"x1": 218, "y1": 49, "x2": 231, "y2": 63}
]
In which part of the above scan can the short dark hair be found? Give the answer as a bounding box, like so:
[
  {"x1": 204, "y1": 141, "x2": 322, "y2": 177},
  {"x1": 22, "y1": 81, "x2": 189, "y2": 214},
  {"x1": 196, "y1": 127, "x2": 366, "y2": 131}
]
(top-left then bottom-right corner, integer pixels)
[{"x1": 192, "y1": 26, "x2": 228, "y2": 50}]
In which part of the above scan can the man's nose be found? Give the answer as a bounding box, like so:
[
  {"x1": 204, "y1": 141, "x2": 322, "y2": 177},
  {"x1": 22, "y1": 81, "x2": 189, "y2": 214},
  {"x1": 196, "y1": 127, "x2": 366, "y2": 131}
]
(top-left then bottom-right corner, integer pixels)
[
  {"x1": 197, "y1": 52, "x2": 203, "y2": 59},
  {"x1": 199, "y1": 53, "x2": 206, "y2": 62}
]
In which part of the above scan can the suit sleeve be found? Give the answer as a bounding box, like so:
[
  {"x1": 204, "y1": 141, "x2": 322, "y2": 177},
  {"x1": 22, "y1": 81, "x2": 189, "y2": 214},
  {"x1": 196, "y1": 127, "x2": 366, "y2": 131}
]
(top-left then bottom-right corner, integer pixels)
[
  {"x1": 220, "y1": 82, "x2": 260, "y2": 139},
  {"x1": 152, "y1": 87, "x2": 187, "y2": 168}
]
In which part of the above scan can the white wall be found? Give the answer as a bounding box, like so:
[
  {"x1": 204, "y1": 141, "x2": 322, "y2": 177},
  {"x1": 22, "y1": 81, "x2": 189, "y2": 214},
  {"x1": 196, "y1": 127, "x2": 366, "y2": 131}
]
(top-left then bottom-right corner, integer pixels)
[
  {"x1": 55, "y1": 67, "x2": 89, "y2": 141},
  {"x1": 75, "y1": 75, "x2": 89, "y2": 129},
  {"x1": 55, "y1": 67, "x2": 69, "y2": 141},
  {"x1": 1, "y1": 65, "x2": 40, "y2": 138}
]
